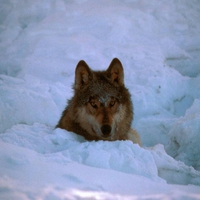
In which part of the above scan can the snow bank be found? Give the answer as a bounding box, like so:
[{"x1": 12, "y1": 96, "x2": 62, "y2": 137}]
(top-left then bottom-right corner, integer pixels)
[
  {"x1": 1, "y1": 124, "x2": 158, "y2": 180},
  {"x1": 1, "y1": 139, "x2": 200, "y2": 200},
  {"x1": 166, "y1": 99, "x2": 200, "y2": 171},
  {"x1": 150, "y1": 144, "x2": 200, "y2": 185},
  {"x1": 1, "y1": 123, "x2": 200, "y2": 186},
  {"x1": 1, "y1": 0, "x2": 200, "y2": 199},
  {"x1": 0, "y1": 75, "x2": 68, "y2": 133},
  {"x1": 1, "y1": 125, "x2": 200, "y2": 199}
]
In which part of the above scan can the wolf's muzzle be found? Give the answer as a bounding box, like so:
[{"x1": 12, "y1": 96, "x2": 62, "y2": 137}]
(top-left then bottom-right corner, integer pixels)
[{"x1": 101, "y1": 124, "x2": 112, "y2": 136}]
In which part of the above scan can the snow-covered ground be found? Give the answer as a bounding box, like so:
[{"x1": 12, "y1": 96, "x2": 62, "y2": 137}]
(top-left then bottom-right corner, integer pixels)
[{"x1": 1, "y1": 0, "x2": 200, "y2": 199}]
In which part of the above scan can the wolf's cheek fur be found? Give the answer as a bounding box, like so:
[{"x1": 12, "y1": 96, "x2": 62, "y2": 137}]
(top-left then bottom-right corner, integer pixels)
[
  {"x1": 76, "y1": 106, "x2": 101, "y2": 137},
  {"x1": 114, "y1": 104, "x2": 126, "y2": 123},
  {"x1": 110, "y1": 104, "x2": 127, "y2": 136}
]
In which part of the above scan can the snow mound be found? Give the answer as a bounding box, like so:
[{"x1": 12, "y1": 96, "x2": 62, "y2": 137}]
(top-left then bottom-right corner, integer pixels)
[
  {"x1": 1, "y1": 138, "x2": 200, "y2": 200},
  {"x1": 0, "y1": 75, "x2": 69, "y2": 133},
  {"x1": 166, "y1": 99, "x2": 200, "y2": 171},
  {"x1": 1, "y1": 123, "x2": 200, "y2": 186},
  {"x1": 150, "y1": 144, "x2": 200, "y2": 185}
]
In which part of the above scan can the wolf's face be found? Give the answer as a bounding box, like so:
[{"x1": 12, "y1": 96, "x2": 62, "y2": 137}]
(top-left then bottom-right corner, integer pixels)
[
  {"x1": 86, "y1": 95, "x2": 120, "y2": 139},
  {"x1": 73, "y1": 58, "x2": 132, "y2": 140},
  {"x1": 56, "y1": 58, "x2": 135, "y2": 141},
  {"x1": 77, "y1": 94, "x2": 127, "y2": 140}
]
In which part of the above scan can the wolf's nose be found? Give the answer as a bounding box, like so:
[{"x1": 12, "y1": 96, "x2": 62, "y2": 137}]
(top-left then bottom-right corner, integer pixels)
[{"x1": 101, "y1": 124, "x2": 111, "y2": 136}]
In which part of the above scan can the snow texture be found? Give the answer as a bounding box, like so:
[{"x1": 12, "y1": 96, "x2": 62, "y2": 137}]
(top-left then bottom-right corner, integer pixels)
[{"x1": 1, "y1": 0, "x2": 200, "y2": 199}]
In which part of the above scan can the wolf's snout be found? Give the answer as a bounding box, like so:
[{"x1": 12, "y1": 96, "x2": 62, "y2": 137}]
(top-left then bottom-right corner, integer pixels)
[{"x1": 101, "y1": 124, "x2": 111, "y2": 136}]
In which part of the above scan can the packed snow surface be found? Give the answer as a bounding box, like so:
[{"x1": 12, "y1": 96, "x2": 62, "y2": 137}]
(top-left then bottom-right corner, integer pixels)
[{"x1": 1, "y1": 0, "x2": 200, "y2": 199}]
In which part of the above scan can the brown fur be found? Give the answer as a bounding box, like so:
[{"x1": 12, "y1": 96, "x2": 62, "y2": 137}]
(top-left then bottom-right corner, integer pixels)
[{"x1": 56, "y1": 58, "x2": 141, "y2": 146}]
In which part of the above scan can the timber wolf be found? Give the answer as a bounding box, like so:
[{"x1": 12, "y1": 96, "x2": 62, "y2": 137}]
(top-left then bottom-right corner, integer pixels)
[{"x1": 56, "y1": 58, "x2": 141, "y2": 145}]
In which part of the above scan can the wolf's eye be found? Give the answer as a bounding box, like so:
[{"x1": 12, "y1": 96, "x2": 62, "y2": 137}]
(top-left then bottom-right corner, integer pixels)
[
  {"x1": 90, "y1": 102, "x2": 98, "y2": 108},
  {"x1": 110, "y1": 100, "x2": 115, "y2": 107}
]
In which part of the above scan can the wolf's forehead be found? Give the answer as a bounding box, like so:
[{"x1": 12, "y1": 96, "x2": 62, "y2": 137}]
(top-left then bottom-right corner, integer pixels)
[
  {"x1": 91, "y1": 91, "x2": 120, "y2": 104},
  {"x1": 90, "y1": 85, "x2": 119, "y2": 99},
  {"x1": 98, "y1": 95, "x2": 112, "y2": 104}
]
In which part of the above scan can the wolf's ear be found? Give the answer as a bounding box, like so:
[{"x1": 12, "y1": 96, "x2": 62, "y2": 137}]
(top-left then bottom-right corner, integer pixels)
[
  {"x1": 107, "y1": 58, "x2": 124, "y2": 86},
  {"x1": 75, "y1": 60, "x2": 92, "y2": 90}
]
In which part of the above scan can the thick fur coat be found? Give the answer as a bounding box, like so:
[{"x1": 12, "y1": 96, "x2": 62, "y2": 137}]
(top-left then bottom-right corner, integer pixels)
[{"x1": 56, "y1": 58, "x2": 141, "y2": 145}]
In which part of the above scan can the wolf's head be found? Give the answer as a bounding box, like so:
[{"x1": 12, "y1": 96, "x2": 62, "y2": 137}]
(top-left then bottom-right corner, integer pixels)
[{"x1": 72, "y1": 58, "x2": 133, "y2": 140}]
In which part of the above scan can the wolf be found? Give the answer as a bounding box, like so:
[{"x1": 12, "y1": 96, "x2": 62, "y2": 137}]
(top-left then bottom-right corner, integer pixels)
[{"x1": 56, "y1": 58, "x2": 141, "y2": 145}]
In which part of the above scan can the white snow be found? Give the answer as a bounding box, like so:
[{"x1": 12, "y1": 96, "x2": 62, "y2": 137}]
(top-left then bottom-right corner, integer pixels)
[{"x1": 1, "y1": 0, "x2": 200, "y2": 199}]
